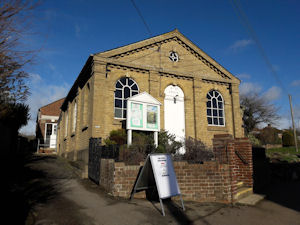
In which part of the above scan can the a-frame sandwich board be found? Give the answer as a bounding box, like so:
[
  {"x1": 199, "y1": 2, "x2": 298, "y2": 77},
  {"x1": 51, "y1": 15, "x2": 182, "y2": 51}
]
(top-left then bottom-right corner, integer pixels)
[{"x1": 130, "y1": 153, "x2": 185, "y2": 216}]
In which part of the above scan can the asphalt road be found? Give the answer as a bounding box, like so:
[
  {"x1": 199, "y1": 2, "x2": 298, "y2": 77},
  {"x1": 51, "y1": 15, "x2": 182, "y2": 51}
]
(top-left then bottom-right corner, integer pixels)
[{"x1": 16, "y1": 155, "x2": 300, "y2": 225}]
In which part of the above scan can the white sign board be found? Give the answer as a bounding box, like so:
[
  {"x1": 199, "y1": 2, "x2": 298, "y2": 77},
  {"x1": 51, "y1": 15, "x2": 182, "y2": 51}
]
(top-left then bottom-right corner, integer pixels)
[
  {"x1": 130, "y1": 153, "x2": 184, "y2": 216},
  {"x1": 150, "y1": 154, "x2": 181, "y2": 199},
  {"x1": 127, "y1": 92, "x2": 161, "y2": 132}
]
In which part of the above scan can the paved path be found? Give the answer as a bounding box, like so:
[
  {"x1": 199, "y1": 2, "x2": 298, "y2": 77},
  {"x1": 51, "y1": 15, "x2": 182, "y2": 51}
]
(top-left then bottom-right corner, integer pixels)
[{"x1": 23, "y1": 155, "x2": 300, "y2": 225}]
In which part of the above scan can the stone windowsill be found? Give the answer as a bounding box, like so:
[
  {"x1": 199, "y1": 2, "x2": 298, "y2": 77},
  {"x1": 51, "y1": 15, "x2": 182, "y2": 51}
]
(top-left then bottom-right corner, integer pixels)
[
  {"x1": 207, "y1": 126, "x2": 228, "y2": 132},
  {"x1": 113, "y1": 119, "x2": 125, "y2": 125}
]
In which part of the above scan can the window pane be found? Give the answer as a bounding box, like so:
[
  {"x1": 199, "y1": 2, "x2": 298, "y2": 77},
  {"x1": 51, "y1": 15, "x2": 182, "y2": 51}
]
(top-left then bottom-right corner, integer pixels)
[
  {"x1": 207, "y1": 109, "x2": 211, "y2": 116},
  {"x1": 207, "y1": 117, "x2": 212, "y2": 124},
  {"x1": 207, "y1": 101, "x2": 211, "y2": 108},
  {"x1": 123, "y1": 110, "x2": 127, "y2": 118},
  {"x1": 218, "y1": 102, "x2": 223, "y2": 109},
  {"x1": 115, "y1": 90, "x2": 122, "y2": 98},
  {"x1": 213, "y1": 118, "x2": 218, "y2": 125},
  {"x1": 209, "y1": 91, "x2": 214, "y2": 97},
  {"x1": 131, "y1": 84, "x2": 138, "y2": 91},
  {"x1": 116, "y1": 81, "x2": 122, "y2": 88},
  {"x1": 115, "y1": 99, "x2": 122, "y2": 107},
  {"x1": 217, "y1": 96, "x2": 222, "y2": 101},
  {"x1": 212, "y1": 98, "x2": 217, "y2": 108},
  {"x1": 128, "y1": 79, "x2": 134, "y2": 86},
  {"x1": 213, "y1": 109, "x2": 217, "y2": 116},
  {"x1": 219, "y1": 118, "x2": 224, "y2": 125},
  {"x1": 120, "y1": 77, "x2": 126, "y2": 85},
  {"x1": 46, "y1": 124, "x2": 52, "y2": 135},
  {"x1": 219, "y1": 110, "x2": 223, "y2": 117},
  {"x1": 124, "y1": 87, "x2": 130, "y2": 98},
  {"x1": 132, "y1": 91, "x2": 138, "y2": 96},
  {"x1": 115, "y1": 108, "x2": 122, "y2": 118},
  {"x1": 207, "y1": 94, "x2": 211, "y2": 99},
  {"x1": 123, "y1": 100, "x2": 127, "y2": 108}
]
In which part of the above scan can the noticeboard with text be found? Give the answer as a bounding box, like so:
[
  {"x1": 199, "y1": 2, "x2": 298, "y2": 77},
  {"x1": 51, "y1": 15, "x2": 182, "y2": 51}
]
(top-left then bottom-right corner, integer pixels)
[
  {"x1": 150, "y1": 154, "x2": 181, "y2": 199},
  {"x1": 127, "y1": 92, "x2": 161, "y2": 132}
]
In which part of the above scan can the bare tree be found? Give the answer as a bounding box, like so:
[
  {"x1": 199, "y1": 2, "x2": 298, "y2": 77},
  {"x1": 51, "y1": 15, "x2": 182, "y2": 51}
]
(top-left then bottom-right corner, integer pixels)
[
  {"x1": 0, "y1": 0, "x2": 37, "y2": 103},
  {"x1": 240, "y1": 93, "x2": 279, "y2": 134}
]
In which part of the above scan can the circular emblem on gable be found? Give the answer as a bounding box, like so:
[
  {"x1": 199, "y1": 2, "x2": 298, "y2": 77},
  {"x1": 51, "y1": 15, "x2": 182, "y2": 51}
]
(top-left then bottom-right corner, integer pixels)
[{"x1": 169, "y1": 51, "x2": 179, "y2": 62}]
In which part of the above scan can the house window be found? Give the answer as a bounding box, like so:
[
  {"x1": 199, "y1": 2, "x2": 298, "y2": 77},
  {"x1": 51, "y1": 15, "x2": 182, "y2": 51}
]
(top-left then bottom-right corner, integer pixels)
[
  {"x1": 114, "y1": 77, "x2": 139, "y2": 119},
  {"x1": 206, "y1": 90, "x2": 225, "y2": 126},
  {"x1": 65, "y1": 111, "x2": 68, "y2": 137},
  {"x1": 72, "y1": 101, "x2": 77, "y2": 132},
  {"x1": 81, "y1": 84, "x2": 90, "y2": 128}
]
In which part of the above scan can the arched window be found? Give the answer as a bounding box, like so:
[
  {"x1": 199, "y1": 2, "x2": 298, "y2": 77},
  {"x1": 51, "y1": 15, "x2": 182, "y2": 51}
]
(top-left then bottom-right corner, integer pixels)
[
  {"x1": 114, "y1": 77, "x2": 139, "y2": 119},
  {"x1": 206, "y1": 90, "x2": 225, "y2": 126}
]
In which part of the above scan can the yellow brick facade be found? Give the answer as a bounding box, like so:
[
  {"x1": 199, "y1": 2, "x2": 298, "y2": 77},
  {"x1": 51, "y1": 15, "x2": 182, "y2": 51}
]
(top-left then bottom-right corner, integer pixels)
[{"x1": 57, "y1": 29, "x2": 244, "y2": 161}]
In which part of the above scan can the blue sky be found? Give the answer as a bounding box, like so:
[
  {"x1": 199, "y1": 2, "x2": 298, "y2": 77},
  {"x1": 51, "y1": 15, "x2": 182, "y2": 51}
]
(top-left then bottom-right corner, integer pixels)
[{"x1": 21, "y1": 0, "x2": 300, "y2": 134}]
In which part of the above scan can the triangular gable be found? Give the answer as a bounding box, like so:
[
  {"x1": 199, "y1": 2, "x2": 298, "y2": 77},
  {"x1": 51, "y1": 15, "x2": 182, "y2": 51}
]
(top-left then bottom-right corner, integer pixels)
[
  {"x1": 96, "y1": 29, "x2": 239, "y2": 82},
  {"x1": 127, "y1": 92, "x2": 161, "y2": 105}
]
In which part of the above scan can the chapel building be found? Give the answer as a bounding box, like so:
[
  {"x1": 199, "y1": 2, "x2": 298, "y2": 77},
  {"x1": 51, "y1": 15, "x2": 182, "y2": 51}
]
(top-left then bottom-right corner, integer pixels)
[{"x1": 57, "y1": 29, "x2": 244, "y2": 159}]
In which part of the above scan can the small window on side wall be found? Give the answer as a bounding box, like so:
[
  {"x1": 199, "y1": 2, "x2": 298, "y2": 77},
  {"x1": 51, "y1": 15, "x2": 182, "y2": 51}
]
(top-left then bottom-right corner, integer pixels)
[{"x1": 206, "y1": 90, "x2": 225, "y2": 126}]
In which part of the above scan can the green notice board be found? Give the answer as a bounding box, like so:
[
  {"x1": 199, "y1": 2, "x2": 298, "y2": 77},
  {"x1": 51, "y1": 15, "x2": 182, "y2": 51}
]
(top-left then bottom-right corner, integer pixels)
[{"x1": 130, "y1": 102, "x2": 143, "y2": 128}]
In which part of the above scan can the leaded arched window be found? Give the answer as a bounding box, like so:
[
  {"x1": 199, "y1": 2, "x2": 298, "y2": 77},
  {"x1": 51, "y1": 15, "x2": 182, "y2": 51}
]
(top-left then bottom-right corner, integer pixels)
[
  {"x1": 206, "y1": 90, "x2": 225, "y2": 126},
  {"x1": 114, "y1": 77, "x2": 139, "y2": 119}
]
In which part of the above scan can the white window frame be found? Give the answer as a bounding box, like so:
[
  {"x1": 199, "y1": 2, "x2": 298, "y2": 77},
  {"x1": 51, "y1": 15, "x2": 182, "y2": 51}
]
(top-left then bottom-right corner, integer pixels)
[
  {"x1": 206, "y1": 90, "x2": 225, "y2": 127},
  {"x1": 114, "y1": 77, "x2": 139, "y2": 119}
]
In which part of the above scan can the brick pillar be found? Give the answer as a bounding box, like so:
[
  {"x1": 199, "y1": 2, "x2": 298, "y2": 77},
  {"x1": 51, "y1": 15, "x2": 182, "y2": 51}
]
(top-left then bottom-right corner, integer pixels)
[
  {"x1": 213, "y1": 134, "x2": 237, "y2": 202},
  {"x1": 227, "y1": 141, "x2": 238, "y2": 202},
  {"x1": 234, "y1": 138, "x2": 253, "y2": 187}
]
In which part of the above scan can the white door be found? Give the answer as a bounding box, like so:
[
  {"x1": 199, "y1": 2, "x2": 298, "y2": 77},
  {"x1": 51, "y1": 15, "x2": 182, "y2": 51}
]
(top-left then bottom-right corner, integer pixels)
[
  {"x1": 164, "y1": 85, "x2": 185, "y2": 153},
  {"x1": 45, "y1": 123, "x2": 57, "y2": 149},
  {"x1": 50, "y1": 124, "x2": 57, "y2": 149}
]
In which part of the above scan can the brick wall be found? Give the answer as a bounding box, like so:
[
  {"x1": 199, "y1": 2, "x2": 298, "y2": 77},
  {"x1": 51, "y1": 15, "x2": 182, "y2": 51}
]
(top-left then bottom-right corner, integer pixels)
[
  {"x1": 98, "y1": 159, "x2": 232, "y2": 203},
  {"x1": 96, "y1": 135, "x2": 252, "y2": 203},
  {"x1": 213, "y1": 134, "x2": 253, "y2": 200}
]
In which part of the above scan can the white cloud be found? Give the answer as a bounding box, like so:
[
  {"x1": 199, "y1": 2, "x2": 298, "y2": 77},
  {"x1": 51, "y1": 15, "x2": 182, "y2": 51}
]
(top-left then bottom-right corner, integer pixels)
[
  {"x1": 291, "y1": 80, "x2": 300, "y2": 87},
  {"x1": 239, "y1": 82, "x2": 262, "y2": 95},
  {"x1": 19, "y1": 74, "x2": 70, "y2": 135},
  {"x1": 277, "y1": 117, "x2": 291, "y2": 130},
  {"x1": 237, "y1": 73, "x2": 251, "y2": 80},
  {"x1": 230, "y1": 39, "x2": 253, "y2": 52},
  {"x1": 262, "y1": 86, "x2": 282, "y2": 101}
]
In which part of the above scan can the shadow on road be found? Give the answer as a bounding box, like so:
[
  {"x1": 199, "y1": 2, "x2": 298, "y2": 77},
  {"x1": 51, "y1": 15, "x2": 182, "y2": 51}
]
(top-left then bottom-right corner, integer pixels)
[
  {"x1": 253, "y1": 148, "x2": 300, "y2": 212},
  {"x1": 4, "y1": 154, "x2": 60, "y2": 225}
]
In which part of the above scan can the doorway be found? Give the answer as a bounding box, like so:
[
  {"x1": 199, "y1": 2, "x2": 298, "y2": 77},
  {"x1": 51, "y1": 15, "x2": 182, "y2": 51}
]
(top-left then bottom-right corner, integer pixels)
[{"x1": 164, "y1": 85, "x2": 185, "y2": 153}]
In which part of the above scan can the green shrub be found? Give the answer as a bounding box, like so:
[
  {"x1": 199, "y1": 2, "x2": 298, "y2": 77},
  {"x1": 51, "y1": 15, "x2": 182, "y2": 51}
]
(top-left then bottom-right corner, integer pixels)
[
  {"x1": 104, "y1": 129, "x2": 126, "y2": 146},
  {"x1": 258, "y1": 126, "x2": 281, "y2": 145},
  {"x1": 182, "y1": 137, "x2": 214, "y2": 163},
  {"x1": 282, "y1": 131, "x2": 294, "y2": 147},
  {"x1": 156, "y1": 130, "x2": 182, "y2": 154},
  {"x1": 247, "y1": 133, "x2": 262, "y2": 147}
]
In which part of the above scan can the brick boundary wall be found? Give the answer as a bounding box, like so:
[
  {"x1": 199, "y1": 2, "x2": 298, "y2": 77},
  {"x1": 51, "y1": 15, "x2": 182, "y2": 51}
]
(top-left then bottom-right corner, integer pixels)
[
  {"x1": 94, "y1": 134, "x2": 253, "y2": 203},
  {"x1": 100, "y1": 159, "x2": 232, "y2": 203}
]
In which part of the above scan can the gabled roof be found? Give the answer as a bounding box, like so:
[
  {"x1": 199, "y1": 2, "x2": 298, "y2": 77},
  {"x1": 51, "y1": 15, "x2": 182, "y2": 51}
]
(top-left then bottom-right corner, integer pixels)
[
  {"x1": 95, "y1": 29, "x2": 238, "y2": 81},
  {"x1": 61, "y1": 29, "x2": 240, "y2": 111},
  {"x1": 39, "y1": 97, "x2": 65, "y2": 116},
  {"x1": 127, "y1": 92, "x2": 161, "y2": 105}
]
